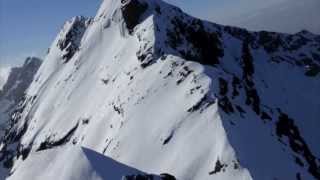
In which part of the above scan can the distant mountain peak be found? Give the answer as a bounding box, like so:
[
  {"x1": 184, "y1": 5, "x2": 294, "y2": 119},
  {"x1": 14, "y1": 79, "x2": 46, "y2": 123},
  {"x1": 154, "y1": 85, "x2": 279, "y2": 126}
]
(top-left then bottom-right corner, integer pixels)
[
  {"x1": 23, "y1": 57, "x2": 42, "y2": 68},
  {"x1": 1, "y1": 1, "x2": 319, "y2": 180},
  {"x1": 0, "y1": 57, "x2": 42, "y2": 164},
  {"x1": 0, "y1": 57, "x2": 42, "y2": 102}
]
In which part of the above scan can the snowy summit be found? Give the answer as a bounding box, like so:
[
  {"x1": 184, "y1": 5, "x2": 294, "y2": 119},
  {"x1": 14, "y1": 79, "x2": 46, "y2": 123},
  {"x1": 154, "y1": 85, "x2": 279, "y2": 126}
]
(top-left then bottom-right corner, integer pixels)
[{"x1": 0, "y1": 0, "x2": 319, "y2": 180}]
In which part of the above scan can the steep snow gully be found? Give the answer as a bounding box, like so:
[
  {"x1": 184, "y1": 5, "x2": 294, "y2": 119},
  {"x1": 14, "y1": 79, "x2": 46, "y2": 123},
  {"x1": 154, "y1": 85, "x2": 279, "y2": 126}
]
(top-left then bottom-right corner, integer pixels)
[{"x1": 0, "y1": 0, "x2": 319, "y2": 180}]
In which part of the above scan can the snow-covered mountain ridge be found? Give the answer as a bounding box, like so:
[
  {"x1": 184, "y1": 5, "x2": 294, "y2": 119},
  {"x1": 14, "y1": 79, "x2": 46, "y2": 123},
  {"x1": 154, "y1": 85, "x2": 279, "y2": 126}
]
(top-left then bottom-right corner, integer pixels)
[
  {"x1": 0, "y1": 57, "x2": 41, "y2": 178},
  {"x1": 1, "y1": 0, "x2": 319, "y2": 179},
  {"x1": 0, "y1": 57, "x2": 42, "y2": 132},
  {"x1": 0, "y1": 57, "x2": 42, "y2": 103}
]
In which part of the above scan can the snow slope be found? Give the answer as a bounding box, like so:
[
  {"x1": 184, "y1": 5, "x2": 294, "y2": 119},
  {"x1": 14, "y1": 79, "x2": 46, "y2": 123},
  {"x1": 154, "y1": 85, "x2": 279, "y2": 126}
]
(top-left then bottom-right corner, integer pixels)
[
  {"x1": 8, "y1": 145, "x2": 166, "y2": 180},
  {"x1": 1, "y1": 0, "x2": 319, "y2": 180}
]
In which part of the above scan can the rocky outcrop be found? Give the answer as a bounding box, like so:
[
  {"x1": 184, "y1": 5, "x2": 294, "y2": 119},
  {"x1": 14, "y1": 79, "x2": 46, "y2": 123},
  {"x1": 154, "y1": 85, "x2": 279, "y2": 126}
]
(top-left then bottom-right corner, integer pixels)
[{"x1": 0, "y1": 57, "x2": 42, "y2": 103}]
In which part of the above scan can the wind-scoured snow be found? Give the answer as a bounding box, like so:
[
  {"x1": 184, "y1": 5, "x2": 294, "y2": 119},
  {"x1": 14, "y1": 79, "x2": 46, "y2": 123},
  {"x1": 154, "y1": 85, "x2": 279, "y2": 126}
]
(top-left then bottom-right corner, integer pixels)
[{"x1": 0, "y1": 0, "x2": 319, "y2": 180}]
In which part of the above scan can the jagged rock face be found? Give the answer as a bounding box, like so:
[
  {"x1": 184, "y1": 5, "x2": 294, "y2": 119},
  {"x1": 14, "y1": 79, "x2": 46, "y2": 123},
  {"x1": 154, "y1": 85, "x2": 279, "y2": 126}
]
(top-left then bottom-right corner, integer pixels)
[
  {"x1": 165, "y1": 17, "x2": 224, "y2": 65},
  {"x1": 121, "y1": 0, "x2": 148, "y2": 33},
  {"x1": 57, "y1": 16, "x2": 92, "y2": 63},
  {"x1": 0, "y1": 57, "x2": 42, "y2": 103},
  {"x1": 1, "y1": 0, "x2": 320, "y2": 180},
  {"x1": 0, "y1": 57, "x2": 41, "y2": 178}
]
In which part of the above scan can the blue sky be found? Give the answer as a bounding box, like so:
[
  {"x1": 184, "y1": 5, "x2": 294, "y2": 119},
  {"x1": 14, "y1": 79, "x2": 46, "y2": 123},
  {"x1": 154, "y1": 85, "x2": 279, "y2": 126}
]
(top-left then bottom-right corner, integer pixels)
[
  {"x1": 0, "y1": 0, "x2": 102, "y2": 66},
  {"x1": 0, "y1": 0, "x2": 267, "y2": 66},
  {"x1": 0, "y1": 0, "x2": 318, "y2": 66}
]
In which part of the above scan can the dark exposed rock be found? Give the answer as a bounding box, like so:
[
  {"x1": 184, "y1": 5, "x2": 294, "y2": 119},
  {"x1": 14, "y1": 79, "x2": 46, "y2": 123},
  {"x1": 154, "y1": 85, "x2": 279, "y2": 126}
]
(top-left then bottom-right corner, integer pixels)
[
  {"x1": 244, "y1": 87, "x2": 260, "y2": 115},
  {"x1": 298, "y1": 57, "x2": 320, "y2": 77},
  {"x1": 121, "y1": 0, "x2": 148, "y2": 33},
  {"x1": 160, "y1": 173, "x2": 176, "y2": 180},
  {"x1": 218, "y1": 96, "x2": 234, "y2": 114},
  {"x1": 0, "y1": 57, "x2": 42, "y2": 103},
  {"x1": 17, "y1": 145, "x2": 32, "y2": 161},
  {"x1": 187, "y1": 95, "x2": 207, "y2": 113},
  {"x1": 209, "y1": 159, "x2": 227, "y2": 175},
  {"x1": 296, "y1": 173, "x2": 302, "y2": 180},
  {"x1": 113, "y1": 104, "x2": 124, "y2": 116},
  {"x1": 166, "y1": 28, "x2": 182, "y2": 50},
  {"x1": 231, "y1": 76, "x2": 241, "y2": 98},
  {"x1": 57, "y1": 16, "x2": 90, "y2": 63},
  {"x1": 233, "y1": 161, "x2": 240, "y2": 170},
  {"x1": 235, "y1": 105, "x2": 246, "y2": 117},
  {"x1": 189, "y1": 85, "x2": 202, "y2": 95},
  {"x1": 155, "y1": 5, "x2": 161, "y2": 15},
  {"x1": 219, "y1": 78, "x2": 228, "y2": 96},
  {"x1": 223, "y1": 26, "x2": 256, "y2": 46},
  {"x1": 218, "y1": 78, "x2": 235, "y2": 114},
  {"x1": 295, "y1": 156, "x2": 305, "y2": 167},
  {"x1": 0, "y1": 96, "x2": 31, "y2": 171},
  {"x1": 312, "y1": 52, "x2": 320, "y2": 61},
  {"x1": 167, "y1": 17, "x2": 224, "y2": 65},
  {"x1": 3, "y1": 155, "x2": 14, "y2": 169},
  {"x1": 305, "y1": 64, "x2": 320, "y2": 77},
  {"x1": 258, "y1": 31, "x2": 284, "y2": 53},
  {"x1": 241, "y1": 42, "x2": 255, "y2": 78},
  {"x1": 287, "y1": 34, "x2": 311, "y2": 51},
  {"x1": 137, "y1": 46, "x2": 156, "y2": 68},
  {"x1": 176, "y1": 66, "x2": 193, "y2": 85},
  {"x1": 82, "y1": 118, "x2": 90, "y2": 125},
  {"x1": 241, "y1": 42, "x2": 261, "y2": 115},
  {"x1": 187, "y1": 94, "x2": 215, "y2": 113},
  {"x1": 37, "y1": 123, "x2": 79, "y2": 151},
  {"x1": 123, "y1": 173, "x2": 176, "y2": 180},
  {"x1": 123, "y1": 174, "x2": 154, "y2": 180},
  {"x1": 261, "y1": 112, "x2": 272, "y2": 121},
  {"x1": 276, "y1": 112, "x2": 320, "y2": 179},
  {"x1": 102, "y1": 79, "x2": 109, "y2": 85},
  {"x1": 163, "y1": 131, "x2": 174, "y2": 145}
]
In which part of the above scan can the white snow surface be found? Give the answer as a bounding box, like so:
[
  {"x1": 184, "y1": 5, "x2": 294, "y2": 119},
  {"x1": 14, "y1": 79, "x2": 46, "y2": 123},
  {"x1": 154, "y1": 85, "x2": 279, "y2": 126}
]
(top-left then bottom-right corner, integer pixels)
[
  {"x1": 1, "y1": 0, "x2": 319, "y2": 180},
  {"x1": 8, "y1": 145, "x2": 162, "y2": 180}
]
